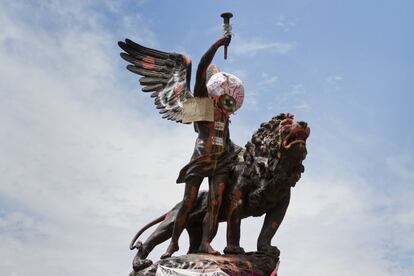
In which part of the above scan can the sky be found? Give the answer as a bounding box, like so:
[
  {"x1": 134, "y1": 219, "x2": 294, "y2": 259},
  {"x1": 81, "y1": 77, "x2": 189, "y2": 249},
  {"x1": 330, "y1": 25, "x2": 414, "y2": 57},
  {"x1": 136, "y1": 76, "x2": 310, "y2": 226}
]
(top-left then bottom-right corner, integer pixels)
[{"x1": 0, "y1": 0, "x2": 413, "y2": 275}]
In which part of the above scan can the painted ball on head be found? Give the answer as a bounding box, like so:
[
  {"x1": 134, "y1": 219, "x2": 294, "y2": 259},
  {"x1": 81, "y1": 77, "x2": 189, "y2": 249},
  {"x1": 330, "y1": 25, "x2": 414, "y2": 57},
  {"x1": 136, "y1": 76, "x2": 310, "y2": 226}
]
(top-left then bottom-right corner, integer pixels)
[{"x1": 207, "y1": 72, "x2": 244, "y2": 113}]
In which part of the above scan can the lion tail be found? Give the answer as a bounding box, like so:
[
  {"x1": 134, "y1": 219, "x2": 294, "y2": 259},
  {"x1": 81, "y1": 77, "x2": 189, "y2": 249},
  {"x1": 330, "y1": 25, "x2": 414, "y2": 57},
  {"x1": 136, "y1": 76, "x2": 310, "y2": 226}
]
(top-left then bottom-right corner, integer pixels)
[{"x1": 129, "y1": 213, "x2": 167, "y2": 250}]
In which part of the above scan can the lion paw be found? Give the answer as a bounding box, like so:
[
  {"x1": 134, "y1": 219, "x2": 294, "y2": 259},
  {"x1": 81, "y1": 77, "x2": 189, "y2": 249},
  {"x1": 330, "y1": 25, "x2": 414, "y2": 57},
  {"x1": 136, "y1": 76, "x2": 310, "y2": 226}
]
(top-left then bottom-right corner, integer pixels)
[
  {"x1": 132, "y1": 256, "x2": 153, "y2": 271},
  {"x1": 258, "y1": 245, "x2": 280, "y2": 256},
  {"x1": 223, "y1": 245, "x2": 245, "y2": 255}
]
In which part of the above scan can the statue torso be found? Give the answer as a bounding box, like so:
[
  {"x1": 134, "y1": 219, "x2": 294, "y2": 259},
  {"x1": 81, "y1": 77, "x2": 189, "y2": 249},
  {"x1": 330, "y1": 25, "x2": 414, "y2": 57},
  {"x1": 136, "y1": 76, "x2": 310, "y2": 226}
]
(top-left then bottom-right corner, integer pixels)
[{"x1": 192, "y1": 107, "x2": 230, "y2": 160}]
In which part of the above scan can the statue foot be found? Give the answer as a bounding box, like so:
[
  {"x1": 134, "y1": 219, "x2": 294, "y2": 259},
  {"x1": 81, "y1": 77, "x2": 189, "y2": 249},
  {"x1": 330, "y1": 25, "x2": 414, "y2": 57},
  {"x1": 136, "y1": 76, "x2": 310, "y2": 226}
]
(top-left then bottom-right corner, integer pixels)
[
  {"x1": 187, "y1": 247, "x2": 198, "y2": 254},
  {"x1": 198, "y1": 243, "x2": 220, "y2": 255},
  {"x1": 161, "y1": 242, "x2": 179, "y2": 259},
  {"x1": 223, "y1": 245, "x2": 245, "y2": 255},
  {"x1": 132, "y1": 257, "x2": 153, "y2": 271},
  {"x1": 258, "y1": 245, "x2": 280, "y2": 256}
]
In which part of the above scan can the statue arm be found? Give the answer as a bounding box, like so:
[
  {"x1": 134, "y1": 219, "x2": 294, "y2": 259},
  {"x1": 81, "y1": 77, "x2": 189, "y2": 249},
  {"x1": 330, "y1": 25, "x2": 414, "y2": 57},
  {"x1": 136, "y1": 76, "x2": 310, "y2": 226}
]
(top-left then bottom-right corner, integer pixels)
[{"x1": 193, "y1": 36, "x2": 231, "y2": 97}]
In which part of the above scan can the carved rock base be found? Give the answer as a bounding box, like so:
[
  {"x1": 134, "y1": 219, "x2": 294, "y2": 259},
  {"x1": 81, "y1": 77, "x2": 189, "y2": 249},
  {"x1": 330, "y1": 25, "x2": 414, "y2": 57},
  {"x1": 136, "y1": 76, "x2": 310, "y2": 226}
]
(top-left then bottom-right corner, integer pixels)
[{"x1": 130, "y1": 252, "x2": 280, "y2": 276}]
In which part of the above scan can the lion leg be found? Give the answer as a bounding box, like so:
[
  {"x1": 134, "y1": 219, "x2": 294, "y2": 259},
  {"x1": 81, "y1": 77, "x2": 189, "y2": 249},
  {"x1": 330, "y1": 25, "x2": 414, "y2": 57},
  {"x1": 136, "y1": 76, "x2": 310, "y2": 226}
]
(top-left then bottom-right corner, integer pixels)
[
  {"x1": 132, "y1": 252, "x2": 153, "y2": 272},
  {"x1": 257, "y1": 190, "x2": 290, "y2": 255},
  {"x1": 132, "y1": 213, "x2": 176, "y2": 271},
  {"x1": 142, "y1": 220, "x2": 174, "y2": 258},
  {"x1": 186, "y1": 224, "x2": 202, "y2": 254},
  {"x1": 132, "y1": 228, "x2": 171, "y2": 271},
  {"x1": 224, "y1": 188, "x2": 245, "y2": 255}
]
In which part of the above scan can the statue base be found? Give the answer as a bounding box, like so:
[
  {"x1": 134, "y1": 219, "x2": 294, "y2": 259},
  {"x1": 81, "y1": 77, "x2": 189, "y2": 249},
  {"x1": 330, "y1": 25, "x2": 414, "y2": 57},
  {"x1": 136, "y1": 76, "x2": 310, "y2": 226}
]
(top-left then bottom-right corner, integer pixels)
[{"x1": 130, "y1": 252, "x2": 280, "y2": 276}]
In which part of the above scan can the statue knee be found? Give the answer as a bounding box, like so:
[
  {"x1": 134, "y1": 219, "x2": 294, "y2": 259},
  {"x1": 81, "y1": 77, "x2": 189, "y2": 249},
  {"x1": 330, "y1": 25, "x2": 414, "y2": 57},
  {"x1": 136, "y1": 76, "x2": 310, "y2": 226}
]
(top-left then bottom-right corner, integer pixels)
[
  {"x1": 210, "y1": 197, "x2": 220, "y2": 211},
  {"x1": 212, "y1": 189, "x2": 225, "y2": 210},
  {"x1": 182, "y1": 195, "x2": 195, "y2": 208},
  {"x1": 229, "y1": 200, "x2": 243, "y2": 216}
]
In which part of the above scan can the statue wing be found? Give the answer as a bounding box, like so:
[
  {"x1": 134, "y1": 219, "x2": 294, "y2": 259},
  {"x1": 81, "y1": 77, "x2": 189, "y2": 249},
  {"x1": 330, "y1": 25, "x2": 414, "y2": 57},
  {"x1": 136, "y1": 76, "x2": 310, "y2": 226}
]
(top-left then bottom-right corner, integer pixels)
[{"x1": 118, "y1": 39, "x2": 193, "y2": 123}]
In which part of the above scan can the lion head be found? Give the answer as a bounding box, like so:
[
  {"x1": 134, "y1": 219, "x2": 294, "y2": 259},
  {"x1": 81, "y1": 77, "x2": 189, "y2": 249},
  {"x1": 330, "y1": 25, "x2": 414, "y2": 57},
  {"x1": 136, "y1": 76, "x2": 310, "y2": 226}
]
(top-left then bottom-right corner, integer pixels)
[
  {"x1": 234, "y1": 113, "x2": 310, "y2": 214},
  {"x1": 274, "y1": 114, "x2": 310, "y2": 185}
]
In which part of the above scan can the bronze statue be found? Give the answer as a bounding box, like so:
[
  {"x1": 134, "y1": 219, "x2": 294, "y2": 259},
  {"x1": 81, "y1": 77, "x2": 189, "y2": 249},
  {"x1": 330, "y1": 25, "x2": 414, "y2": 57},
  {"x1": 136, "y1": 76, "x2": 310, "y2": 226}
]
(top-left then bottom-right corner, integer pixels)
[
  {"x1": 127, "y1": 113, "x2": 309, "y2": 271},
  {"x1": 118, "y1": 13, "x2": 311, "y2": 275},
  {"x1": 118, "y1": 20, "x2": 245, "y2": 259}
]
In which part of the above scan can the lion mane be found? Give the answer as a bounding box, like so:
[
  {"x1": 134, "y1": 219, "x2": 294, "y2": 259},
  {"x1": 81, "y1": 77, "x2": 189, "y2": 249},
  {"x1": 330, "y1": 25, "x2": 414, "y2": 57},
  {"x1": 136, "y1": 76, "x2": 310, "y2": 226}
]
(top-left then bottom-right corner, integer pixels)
[{"x1": 228, "y1": 113, "x2": 304, "y2": 216}]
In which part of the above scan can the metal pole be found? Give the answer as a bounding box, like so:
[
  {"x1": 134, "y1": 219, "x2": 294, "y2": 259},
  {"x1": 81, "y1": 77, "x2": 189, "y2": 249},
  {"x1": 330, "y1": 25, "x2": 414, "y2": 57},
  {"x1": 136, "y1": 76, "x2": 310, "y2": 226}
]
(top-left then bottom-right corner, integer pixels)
[{"x1": 221, "y1": 12, "x2": 233, "y2": 60}]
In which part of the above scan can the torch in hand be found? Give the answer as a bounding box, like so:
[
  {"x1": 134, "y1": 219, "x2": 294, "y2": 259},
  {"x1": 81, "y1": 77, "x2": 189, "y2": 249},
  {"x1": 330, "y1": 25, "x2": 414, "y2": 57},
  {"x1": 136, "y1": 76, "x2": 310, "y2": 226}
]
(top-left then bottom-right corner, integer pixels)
[{"x1": 221, "y1": 12, "x2": 233, "y2": 60}]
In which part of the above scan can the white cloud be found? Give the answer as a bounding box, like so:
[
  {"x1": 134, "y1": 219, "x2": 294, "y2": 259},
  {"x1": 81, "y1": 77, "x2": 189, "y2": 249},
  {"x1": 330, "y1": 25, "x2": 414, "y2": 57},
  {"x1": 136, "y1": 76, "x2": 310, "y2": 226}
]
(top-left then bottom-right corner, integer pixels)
[
  {"x1": 0, "y1": 2, "x2": 193, "y2": 275},
  {"x1": 259, "y1": 72, "x2": 279, "y2": 87},
  {"x1": 287, "y1": 83, "x2": 306, "y2": 96},
  {"x1": 326, "y1": 74, "x2": 344, "y2": 91},
  {"x1": 274, "y1": 15, "x2": 296, "y2": 32},
  {"x1": 266, "y1": 83, "x2": 311, "y2": 113},
  {"x1": 268, "y1": 172, "x2": 412, "y2": 275},
  {"x1": 294, "y1": 101, "x2": 311, "y2": 112},
  {"x1": 233, "y1": 36, "x2": 294, "y2": 56},
  {"x1": 386, "y1": 153, "x2": 414, "y2": 182}
]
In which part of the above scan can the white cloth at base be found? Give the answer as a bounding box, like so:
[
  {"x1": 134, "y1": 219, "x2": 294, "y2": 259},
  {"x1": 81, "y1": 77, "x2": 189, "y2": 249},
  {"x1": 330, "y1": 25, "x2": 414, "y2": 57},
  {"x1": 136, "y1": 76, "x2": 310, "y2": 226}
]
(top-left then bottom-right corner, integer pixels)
[{"x1": 156, "y1": 265, "x2": 229, "y2": 276}]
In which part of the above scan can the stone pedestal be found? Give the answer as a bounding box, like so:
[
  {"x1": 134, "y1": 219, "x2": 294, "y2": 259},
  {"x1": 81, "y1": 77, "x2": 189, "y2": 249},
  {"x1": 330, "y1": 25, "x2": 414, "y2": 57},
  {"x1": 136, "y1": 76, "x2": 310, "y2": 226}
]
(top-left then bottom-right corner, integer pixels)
[{"x1": 130, "y1": 252, "x2": 280, "y2": 276}]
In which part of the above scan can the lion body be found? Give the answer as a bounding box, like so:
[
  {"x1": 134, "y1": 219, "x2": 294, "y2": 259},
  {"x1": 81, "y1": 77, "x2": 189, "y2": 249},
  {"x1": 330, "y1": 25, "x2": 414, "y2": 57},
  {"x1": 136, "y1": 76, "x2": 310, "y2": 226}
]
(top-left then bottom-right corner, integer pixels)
[{"x1": 132, "y1": 114, "x2": 308, "y2": 271}]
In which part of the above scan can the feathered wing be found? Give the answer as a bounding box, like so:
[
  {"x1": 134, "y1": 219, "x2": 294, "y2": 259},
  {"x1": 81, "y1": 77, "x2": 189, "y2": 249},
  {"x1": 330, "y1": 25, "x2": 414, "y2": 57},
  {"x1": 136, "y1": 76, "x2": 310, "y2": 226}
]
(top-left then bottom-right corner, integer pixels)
[{"x1": 118, "y1": 39, "x2": 193, "y2": 123}]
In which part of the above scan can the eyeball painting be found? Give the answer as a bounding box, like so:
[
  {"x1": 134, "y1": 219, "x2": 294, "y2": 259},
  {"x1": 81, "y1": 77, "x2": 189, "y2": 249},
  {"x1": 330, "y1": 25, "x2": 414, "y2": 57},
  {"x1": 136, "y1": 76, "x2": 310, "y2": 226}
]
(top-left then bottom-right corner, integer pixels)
[{"x1": 207, "y1": 72, "x2": 244, "y2": 112}]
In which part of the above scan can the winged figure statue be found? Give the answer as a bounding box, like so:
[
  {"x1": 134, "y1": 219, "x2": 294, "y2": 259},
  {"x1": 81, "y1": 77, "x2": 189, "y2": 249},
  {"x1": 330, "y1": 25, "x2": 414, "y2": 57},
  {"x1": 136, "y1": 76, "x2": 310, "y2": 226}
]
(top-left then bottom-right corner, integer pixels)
[{"x1": 119, "y1": 33, "x2": 245, "y2": 258}]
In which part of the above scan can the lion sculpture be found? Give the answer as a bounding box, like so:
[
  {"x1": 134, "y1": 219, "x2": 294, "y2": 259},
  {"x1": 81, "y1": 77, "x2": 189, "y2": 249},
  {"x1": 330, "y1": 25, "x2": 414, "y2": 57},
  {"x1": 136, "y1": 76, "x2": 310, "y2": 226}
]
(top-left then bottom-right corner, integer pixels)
[{"x1": 131, "y1": 113, "x2": 310, "y2": 270}]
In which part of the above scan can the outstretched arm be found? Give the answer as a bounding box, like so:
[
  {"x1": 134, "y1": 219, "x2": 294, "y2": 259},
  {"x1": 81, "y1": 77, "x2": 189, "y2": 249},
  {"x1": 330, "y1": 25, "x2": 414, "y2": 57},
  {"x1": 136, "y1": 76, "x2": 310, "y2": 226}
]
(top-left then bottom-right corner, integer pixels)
[{"x1": 193, "y1": 35, "x2": 231, "y2": 97}]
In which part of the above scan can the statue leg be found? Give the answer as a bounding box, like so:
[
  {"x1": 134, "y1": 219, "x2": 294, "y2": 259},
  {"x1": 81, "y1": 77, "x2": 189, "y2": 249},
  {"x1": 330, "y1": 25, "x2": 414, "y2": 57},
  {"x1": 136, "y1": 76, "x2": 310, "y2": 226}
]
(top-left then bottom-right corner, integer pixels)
[
  {"x1": 257, "y1": 191, "x2": 290, "y2": 255},
  {"x1": 223, "y1": 188, "x2": 245, "y2": 255},
  {"x1": 198, "y1": 174, "x2": 226, "y2": 254},
  {"x1": 161, "y1": 177, "x2": 203, "y2": 259}
]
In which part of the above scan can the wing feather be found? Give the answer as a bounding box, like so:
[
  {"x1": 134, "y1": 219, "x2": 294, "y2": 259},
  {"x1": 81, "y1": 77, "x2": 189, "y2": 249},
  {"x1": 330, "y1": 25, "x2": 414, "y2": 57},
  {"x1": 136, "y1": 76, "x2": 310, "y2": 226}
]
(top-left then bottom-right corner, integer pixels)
[
  {"x1": 141, "y1": 84, "x2": 164, "y2": 92},
  {"x1": 119, "y1": 39, "x2": 193, "y2": 123},
  {"x1": 126, "y1": 65, "x2": 169, "y2": 79},
  {"x1": 139, "y1": 77, "x2": 169, "y2": 85}
]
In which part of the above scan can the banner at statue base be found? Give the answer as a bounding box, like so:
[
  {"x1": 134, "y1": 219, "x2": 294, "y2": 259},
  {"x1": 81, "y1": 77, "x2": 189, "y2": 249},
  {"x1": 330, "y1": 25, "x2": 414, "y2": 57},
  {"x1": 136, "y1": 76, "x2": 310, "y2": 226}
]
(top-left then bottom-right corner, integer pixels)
[{"x1": 156, "y1": 265, "x2": 229, "y2": 276}]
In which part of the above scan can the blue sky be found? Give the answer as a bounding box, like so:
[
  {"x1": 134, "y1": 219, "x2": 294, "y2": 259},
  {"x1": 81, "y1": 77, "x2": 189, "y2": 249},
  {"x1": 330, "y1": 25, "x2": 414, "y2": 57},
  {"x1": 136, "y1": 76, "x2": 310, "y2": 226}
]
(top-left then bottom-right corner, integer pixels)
[{"x1": 0, "y1": 1, "x2": 413, "y2": 275}]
